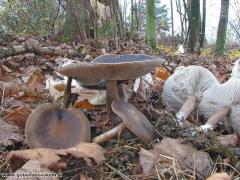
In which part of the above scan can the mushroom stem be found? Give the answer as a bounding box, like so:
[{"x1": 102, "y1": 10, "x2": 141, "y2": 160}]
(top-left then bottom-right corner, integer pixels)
[
  {"x1": 62, "y1": 77, "x2": 72, "y2": 108},
  {"x1": 92, "y1": 123, "x2": 126, "y2": 144},
  {"x1": 176, "y1": 96, "x2": 197, "y2": 126},
  {"x1": 106, "y1": 80, "x2": 120, "y2": 116},
  {"x1": 118, "y1": 84, "x2": 128, "y2": 102},
  {"x1": 200, "y1": 106, "x2": 231, "y2": 131}
]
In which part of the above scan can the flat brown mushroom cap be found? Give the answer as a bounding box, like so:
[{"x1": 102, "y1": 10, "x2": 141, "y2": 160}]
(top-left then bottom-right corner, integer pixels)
[
  {"x1": 58, "y1": 54, "x2": 164, "y2": 83},
  {"x1": 111, "y1": 100, "x2": 154, "y2": 142},
  {"x1": 25, "y1": 103, "x2": 90, "y2": 149}
]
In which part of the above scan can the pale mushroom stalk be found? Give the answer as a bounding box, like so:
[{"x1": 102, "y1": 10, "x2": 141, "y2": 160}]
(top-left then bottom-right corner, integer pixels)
[
  {"x1": 162, "y1": 66, "x2": 218, "y2": 126},
  {"x1": 175, "y1": 96, "x2": 197, "y2": 126},
  {"x1": 92, "y1": 123, "x2": 126, "y2": 144},
  {"x1": 92, "y1": 100, "x2": 154, "y2": 144},
  {"x1": 200, "y1": 106, "x2": 231, "y2": 131},
  {"x1": 106, "y1": 80, "x2": 120, "y2": 116}
]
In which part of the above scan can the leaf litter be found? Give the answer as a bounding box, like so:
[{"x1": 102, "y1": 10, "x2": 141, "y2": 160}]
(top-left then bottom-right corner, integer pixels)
[{"x1": 0, "y1": 36, "x2": 239, "y2": 179}]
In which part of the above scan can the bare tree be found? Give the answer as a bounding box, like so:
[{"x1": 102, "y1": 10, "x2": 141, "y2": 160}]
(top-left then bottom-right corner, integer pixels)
[
  {"x1": 200, "y1": 0, "x2": 206, "y2": 47},
  {"x1": 170, "y1": 0, "x2": 174, "y2": 37},
  {"x1": 215, "y1": 0, "x2": 230, "y2": 55},
  {"x1": 188, "y1": 0, "x2": 200, "y2": 52}
]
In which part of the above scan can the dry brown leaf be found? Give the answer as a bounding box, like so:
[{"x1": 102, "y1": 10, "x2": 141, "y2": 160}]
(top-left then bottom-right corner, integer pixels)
[
  {"x1": 0, "y1": 81, "x2": 19, "y2": 98},
  {"x1": 3, "y1": 105, "x2": 32, "y2": 128},
  {"x1": 16, "y1": 88, "x2": 42, "y2": 102},
  {"x1": 206, "y1": 173, "x2": 231, "y2": 180},
  {"x1": 26, "y1": 70, "x2": 45, "y2": 93},
  {"x1": 152, "y1": 78, "x2": 164, "y2": 93},
  {"x1": 139, "y1": 137, "x2": 213, "y2": 179},
  {"x1": 74, "y1": 99, "x2": 96, "y2": 110},
  {"x1": 7, "y1": 160, "x2": 59, "y2": 180},
  {"x1": 155, "y1": 67, "x2": 170, "y2": 80},
  {"x1": 8, "y1": 143, "x2": 105, "y2": 172},
  {"x1": 0, "y1": 119, "x2": 24, "y2": 150}
]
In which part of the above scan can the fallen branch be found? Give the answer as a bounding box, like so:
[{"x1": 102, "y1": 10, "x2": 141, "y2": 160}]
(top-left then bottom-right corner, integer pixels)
[{"x1": 0, "y1": 44, "x2": 80, "y2": 60}]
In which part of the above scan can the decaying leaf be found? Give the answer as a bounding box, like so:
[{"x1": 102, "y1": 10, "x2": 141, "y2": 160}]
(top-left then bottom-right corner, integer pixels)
[
  {"x1": 26, "y1": 69, "x2": 45, "y2": 93},
  {"x1": 206, "y1": 173, "x2": 231, "y2": 180},
  {"x1": 7, "y1": 160, "x2": 59, "y2": 180},
  {"x1": 3, "y1": 105, "x2": 32, "y2": 128},
  {"x1": 139, "y1": 137, "x2": 213, "y2": 179},
  {"x1": 0, "y1": 119, "x2": 24, "y2": 150},
  {"x1": 8, "y1": 143, "x2": 105, "y2": 172},
  {"x1": 0, "y1": 81, "x2": 19, "y2": 98},
  {"x1": 155, "y1": 67, "x2": 170, "y2": 80},
  {"x1": 74, "y1": 99, "x2": 96, "y2": 110},
  {"x1": 16, "y1": 88, "x2": 42, "y2": 102}
]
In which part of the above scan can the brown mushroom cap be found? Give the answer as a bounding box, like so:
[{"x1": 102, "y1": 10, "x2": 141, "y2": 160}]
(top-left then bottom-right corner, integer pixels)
[
  {"x1": 58, "y1": 54, "x2": 164, "y2": 83},
  {"x1": 25, "y1": 103, "x2": 90, "y2": 149},
  {"x1": 111, "y1": 100, "x2": 154, "y2": 141}
]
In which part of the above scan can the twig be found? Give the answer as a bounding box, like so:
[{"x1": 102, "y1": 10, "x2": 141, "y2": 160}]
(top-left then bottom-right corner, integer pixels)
[{"x1": 62, "y1": 77, "x2": 72, "y2": 108}]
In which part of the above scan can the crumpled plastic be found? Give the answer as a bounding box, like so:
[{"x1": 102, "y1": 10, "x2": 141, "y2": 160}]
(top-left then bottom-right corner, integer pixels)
[
  {"x1": 162, "y1": 65, "x2": 218, "y2": 112},
  {"x1": 199, "y1": 78, "x2": 240, "y2": 132}
]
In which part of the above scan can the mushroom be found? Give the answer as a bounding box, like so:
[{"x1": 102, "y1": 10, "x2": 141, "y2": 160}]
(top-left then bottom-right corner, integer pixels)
[
  {"x1": 162, "y1": 65, "x2": 218, "y2": 125},
  {"x1": 25, "y1": 103, "x2": 90, "y2": 149},
  {"x1": 198, "y1": 78, "x2": 240, "y2": 132},
  {"x1": 58, "y1": 54, "x2": 164, "y2": 115},
  {"x1": 92, "y1": 100, "x2": 154, "y2": 144}
]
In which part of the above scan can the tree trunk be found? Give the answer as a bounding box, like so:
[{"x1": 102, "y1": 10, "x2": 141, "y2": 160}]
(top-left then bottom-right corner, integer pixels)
[
  {"x1": 112, "y1": 0, "x2": 123, "y2": 38},
  {"x1": 176, "y1": 0, "x2": 184, "y2": 38},
  {"x1": 215, "y1": 0, "x2": 230, "y2": 56},
  {"x1": 145, "y1": 0, "x2": 156, "y2": 49},
  {"x1": 170, "y1": 0, "x2": 174, "y2": 37},
  {"x1": 200, "y1": 0, "x2": 206, "y2": 47},
  {"x1": 188, "y1": 0, "x2": 200, "y2": 52},
  {"x1": 57, "y1": 0, "x2": 97, "y2": 42}
]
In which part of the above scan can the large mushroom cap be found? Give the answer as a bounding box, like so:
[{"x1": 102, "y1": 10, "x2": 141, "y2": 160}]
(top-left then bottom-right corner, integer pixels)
[
  {"x1": 111, "y1": 100, "x2": 154, "y2": 141},
  {"x1": 25, "y1": 103, "x2": 90, "y2": 149},
  {"x1": 162, "y1": 65, "x2": 218, "y2": 112},
  {"x1": 58, "y1": 54, "x2": 164, "y2": 84},
  {"x1": 199, "y1": 79, "x2": 240, "y2": 132}
]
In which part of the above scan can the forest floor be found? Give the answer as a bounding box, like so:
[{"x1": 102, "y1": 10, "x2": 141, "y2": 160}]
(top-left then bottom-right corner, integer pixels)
[{"x1": 0, "y1": 34, "x2": 240, "y2": 179}]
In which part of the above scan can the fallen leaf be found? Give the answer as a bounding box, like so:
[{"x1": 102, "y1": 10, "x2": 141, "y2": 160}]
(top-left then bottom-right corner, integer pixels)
[
  {"x1": 155, "y1": 67, "x2": 170, "y2": 80},
  {"x1": 7, "y1": 160, "x2": 59, "y2": 180},
  {"x1": 0, "y1": 119, "x2": 24, "y2": 150},
  {"x1": 139, "y1": 137, "x2": 213, "y2": 179},
  {"x1": 16, "y1": 88, "x2": 42, "y2": 102},
  {"x1": 26, "y1": 69, "x2": 45, "y2": 93},
  {"x1": 217, "y1": 134, "x2": 239, "y2": 146},
  {"x1": 47, "y1": 77, "x2": 65, "y2": 100},
  {"x1": 8, "y1": 143, "x2": 105, "y2": 172},
  {"x1": 89, "y1": 93, "x2": 106, "y2": 105},
  {"x1": 206, "y1": 173, "x2": 231, "y2": 180},
  {"x1": 0, "y1": 81, "x2": 19, "y2": 98},
  {"x1": 3, "y1": 105, "x2": 32, "y2": 128},
  {"x1": 152, "y1": 78, "x2": 164, "y2": 93},
  {"x1": 8, "y1": 148, "x2": 63, "y2": 172},
  {"x1": 74, "y1": 99, "x2": 96, "y2": 110}
]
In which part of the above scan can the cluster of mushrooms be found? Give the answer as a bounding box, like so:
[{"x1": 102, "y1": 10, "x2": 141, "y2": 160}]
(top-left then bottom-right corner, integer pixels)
[
  {"x1": 25, "y1": 54, "x2": 164, "y2": 149},
  {"x1": 162, "y1": 61, "x2": 240, "y2": 144}
]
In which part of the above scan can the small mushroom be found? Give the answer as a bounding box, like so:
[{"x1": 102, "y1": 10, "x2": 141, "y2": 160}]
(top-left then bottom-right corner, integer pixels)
[
  {"x1": 199, "y1": 78, "x2": 240, "y2": 132},
  {"x1": 162, "y1": 65, "x2": 218, "y2": 125},
  {"x1": 92, "y1": 100, "x2": 154, "y2": 144},
  {"x1": 25, "y1": 103, "x2": 90, "y2": 149},
  {"x1": 58, "y1": 54, "x2": 164, "y2": 115}
]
